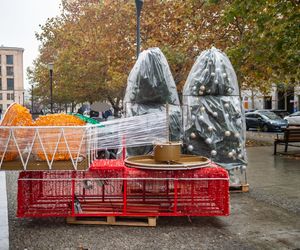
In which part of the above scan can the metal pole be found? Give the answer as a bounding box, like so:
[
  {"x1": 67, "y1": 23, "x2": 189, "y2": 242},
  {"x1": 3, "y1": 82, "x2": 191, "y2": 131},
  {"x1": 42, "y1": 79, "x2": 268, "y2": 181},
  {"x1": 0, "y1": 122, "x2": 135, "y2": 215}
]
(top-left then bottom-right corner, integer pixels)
[
  {"x1": 136, "y1": 13, "x2": 141, "y2": 59},
  {"x1": 31, "y1": 85, "x2": 34, "y2": 113},
  {"x1": 23, "y1": 92, "x2": 25, "y2": 106},
  {"x1": 135, "y1": 0, "x2": 143, "y2": 59},
  {"x1": 50, "y1": 69, "x2": 53, "y2": 114}
]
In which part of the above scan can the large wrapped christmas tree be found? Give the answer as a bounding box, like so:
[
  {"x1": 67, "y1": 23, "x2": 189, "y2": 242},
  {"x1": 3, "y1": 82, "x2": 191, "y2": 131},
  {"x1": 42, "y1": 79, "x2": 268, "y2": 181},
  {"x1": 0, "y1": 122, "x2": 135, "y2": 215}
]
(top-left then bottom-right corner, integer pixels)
[
  {"x1": 124, "y1": 47, "x2": 182, "y2": 155},
  {"x1": 183, "y1": 47, "x2": 247, "y2": 171}
]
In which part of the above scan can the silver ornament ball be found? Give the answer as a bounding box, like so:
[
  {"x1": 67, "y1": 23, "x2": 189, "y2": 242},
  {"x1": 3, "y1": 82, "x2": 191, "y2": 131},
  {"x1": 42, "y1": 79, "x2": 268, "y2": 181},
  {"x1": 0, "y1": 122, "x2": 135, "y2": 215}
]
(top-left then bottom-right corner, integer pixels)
[
  {"x1": 212, "y1": 112, "x2": 218, "y2": 117},
  {"x1": 200, "y1": 106, "x2": 205, "y2": 112},
  {"x1": 205, "y1": 138, "x2": 212, "y2": 144},
  {"x1": 211, "y1": 150, "x2": 217, "y2": 156},
  {"x1": 228, "y1": 152, "x2": 233, "y2": 158},
  {"x1": 200, "y1": 85, "x2": 205, "y2": 91},
  {"x1": 198, "y1": 115, "x2": 204, "y2": 120},
  {"x1": 225, "y1": 131, "x2": 231, "y2": 137},
  {"x1": 190, "y1": 132, "x2": 196, "y2": 139},
  {"x1": 187, "y1": 145, "x2": 194, "y2": 152},
  {"x1": 208, "y1": 126, "x2": 213, "y2": 131}
]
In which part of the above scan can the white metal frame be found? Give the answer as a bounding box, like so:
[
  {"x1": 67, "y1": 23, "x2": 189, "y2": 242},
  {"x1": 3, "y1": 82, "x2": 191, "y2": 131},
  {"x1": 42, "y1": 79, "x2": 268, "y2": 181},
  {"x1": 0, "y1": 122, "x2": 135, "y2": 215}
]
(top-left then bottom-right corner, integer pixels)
[{"x1": 0, "y1": 126, "x2": 89, "y2": 170}]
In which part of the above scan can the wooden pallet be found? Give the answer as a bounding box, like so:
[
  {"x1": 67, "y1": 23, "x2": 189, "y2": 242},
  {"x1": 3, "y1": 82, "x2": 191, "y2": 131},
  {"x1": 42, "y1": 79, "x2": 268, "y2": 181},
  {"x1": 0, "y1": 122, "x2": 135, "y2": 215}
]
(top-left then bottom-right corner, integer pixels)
[
  {"x1": 66, "y1": 216, "x2": 157, "y2": 227},
  {"x1": 230, "y1": 183, "x2": 249, "y2": 193}
]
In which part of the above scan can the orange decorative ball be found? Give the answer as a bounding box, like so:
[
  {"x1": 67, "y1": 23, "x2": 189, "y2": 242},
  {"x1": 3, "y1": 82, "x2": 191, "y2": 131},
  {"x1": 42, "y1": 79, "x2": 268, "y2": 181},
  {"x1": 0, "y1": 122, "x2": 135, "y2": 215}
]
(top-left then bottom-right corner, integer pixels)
[
  {"x1": 34, "y1": 114, "x2": 86, "y2": 161},
  {"x1": 0, "y1": 103, "x2": 33, "y2": 161}
]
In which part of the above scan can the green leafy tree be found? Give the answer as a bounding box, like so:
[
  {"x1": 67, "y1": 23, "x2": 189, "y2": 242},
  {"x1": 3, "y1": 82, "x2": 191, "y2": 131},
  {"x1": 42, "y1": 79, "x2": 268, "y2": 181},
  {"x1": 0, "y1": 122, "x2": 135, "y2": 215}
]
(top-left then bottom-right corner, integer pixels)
[
  {"x1": 29, "y1": 0, "x2": 299, "y2": 112},
  {"x1": 218, "y1": 0, "x2": 300, "y2": 93}
]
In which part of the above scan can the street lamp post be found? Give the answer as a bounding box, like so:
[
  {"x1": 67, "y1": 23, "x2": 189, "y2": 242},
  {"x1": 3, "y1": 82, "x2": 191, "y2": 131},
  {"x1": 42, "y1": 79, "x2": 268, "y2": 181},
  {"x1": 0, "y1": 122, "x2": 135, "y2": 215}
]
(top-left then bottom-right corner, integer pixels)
[
  {"x1": 31, "y1": 85, "x2": 34, "y2": 113},
  {"x1": 135, "y1": 0, "x2": 144, "y2": 59},
  {"x1": 48, "y1": 63, "x2": 54, "y2": 114}
]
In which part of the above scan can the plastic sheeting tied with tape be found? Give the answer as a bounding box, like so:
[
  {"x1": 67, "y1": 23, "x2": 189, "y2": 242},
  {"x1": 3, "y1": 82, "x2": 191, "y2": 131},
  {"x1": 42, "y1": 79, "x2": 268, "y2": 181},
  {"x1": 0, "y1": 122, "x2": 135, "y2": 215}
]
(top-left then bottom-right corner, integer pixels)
[
  {"x1": 0, "y1": 112, "x2": 169, "y2": 170},
  {"x1": 183, "y1": 47, "x2": 247, "y2": 170},
  {"x1": 124, "y1": 47, "x2": 182, "y2": 155}
]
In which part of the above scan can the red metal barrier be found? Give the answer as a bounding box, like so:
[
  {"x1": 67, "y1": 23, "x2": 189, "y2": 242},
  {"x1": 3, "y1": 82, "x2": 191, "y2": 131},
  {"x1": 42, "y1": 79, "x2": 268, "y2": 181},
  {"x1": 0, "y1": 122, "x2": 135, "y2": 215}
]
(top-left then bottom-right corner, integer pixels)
[{"x1": 17, "y1": 160, "x2": 229, "y2": 218}]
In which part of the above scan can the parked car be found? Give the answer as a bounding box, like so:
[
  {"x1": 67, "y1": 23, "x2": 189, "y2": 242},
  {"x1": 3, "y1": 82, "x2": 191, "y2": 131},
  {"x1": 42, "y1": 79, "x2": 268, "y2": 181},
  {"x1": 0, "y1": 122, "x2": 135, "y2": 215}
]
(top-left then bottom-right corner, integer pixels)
[
  {"x1": 270, "y1": 110, "x2": 290, "y2": 119},
  {"x1": 284, "y1": 111, "x2": 300, "y2": 126},
  {"x1": 245, "y1": 111, "x2": 288, "y2": 132},
  {"x1": 245, "y1": 109, "x2": 257, "y2": 113}
]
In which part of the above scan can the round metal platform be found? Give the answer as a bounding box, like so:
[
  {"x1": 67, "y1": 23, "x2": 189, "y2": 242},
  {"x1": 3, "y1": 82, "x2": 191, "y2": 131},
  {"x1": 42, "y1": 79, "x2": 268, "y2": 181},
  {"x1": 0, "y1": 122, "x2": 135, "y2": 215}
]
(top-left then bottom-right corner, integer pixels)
[{"x1": 125, "y1": 154, "x2": 211, "y2": 170}]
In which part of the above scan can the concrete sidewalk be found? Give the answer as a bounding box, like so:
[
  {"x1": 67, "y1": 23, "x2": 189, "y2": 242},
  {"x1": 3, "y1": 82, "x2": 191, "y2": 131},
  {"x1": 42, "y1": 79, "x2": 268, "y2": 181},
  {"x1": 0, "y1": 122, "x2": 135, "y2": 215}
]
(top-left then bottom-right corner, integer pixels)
[
  {"x1": 246, "y1": 131, "x2": 280, "y2": 144},
  {"x1": 246, "y1": 146, "x2": 300, "y2": 213}
]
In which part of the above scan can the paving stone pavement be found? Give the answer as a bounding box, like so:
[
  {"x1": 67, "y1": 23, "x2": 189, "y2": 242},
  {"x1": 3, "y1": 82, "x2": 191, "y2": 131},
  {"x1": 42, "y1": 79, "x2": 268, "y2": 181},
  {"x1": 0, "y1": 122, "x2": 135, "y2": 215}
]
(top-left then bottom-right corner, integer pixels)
[{"x1": 5, "y1": 145, "x2": 300, "y2": 250}]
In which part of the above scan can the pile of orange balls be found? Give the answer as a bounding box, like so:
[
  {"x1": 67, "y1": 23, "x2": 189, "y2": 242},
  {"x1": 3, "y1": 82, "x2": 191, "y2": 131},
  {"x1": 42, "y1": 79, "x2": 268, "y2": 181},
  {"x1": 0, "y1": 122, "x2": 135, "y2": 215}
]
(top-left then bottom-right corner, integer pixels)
[{"x1": 0, "y1": 103, "x2": 86, "y2": 161}]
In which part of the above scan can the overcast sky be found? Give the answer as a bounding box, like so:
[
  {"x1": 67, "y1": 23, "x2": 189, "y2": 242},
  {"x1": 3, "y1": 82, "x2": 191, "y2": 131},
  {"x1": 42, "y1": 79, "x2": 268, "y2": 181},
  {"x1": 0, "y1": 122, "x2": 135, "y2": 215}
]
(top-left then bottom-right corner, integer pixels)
[{"x1": 0, "y1": 0, "x2": 61, "y2": 90}]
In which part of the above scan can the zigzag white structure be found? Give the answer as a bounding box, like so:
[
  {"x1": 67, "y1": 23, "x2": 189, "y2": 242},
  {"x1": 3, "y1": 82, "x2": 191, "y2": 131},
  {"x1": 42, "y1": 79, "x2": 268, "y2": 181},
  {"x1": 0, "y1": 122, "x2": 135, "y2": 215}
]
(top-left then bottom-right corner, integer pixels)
[{"x1": 0, "y1": 113, "x2": 168, "y2": 170}]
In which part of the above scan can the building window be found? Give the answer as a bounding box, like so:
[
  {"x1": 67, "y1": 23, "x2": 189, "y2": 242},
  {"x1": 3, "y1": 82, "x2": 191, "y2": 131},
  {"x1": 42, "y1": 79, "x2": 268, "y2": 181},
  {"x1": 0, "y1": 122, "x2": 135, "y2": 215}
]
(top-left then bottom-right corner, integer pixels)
[
  {"x1": 0, "y1": 104, "x2": 3, "y2": 110},
  {"x1": 7, "y1": 93, "x2": 14, "y2": 101},
  {"x1": 6, "y1": 66, "x2": 14, "y2": 76},
  {"x1": 6, "y1": 55, "x2": 14, "y2": 65},
  {"x1": 0, "y1": 93, "x2": 2, "y2": 100},
  {"x1": 0, "y1": 66, "x2": 1, "y2": 76},
  {"x1": 7, "y1": 78, "x2": 14, "y2": 90},
  {"x1": 0, "y1": 78, "x2": 2, "y2": 90},
  {"x1": 264, "y1": 96, "x2": 272, "y2": 109}
]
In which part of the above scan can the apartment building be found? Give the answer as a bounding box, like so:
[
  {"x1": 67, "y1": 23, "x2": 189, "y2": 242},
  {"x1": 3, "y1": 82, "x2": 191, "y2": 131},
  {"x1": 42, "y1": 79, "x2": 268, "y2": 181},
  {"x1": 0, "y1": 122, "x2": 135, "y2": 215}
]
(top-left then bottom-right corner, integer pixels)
[
  {"x1": 0, "y1": 46, "x2": 24, "y2": 112},
  {"x1": 241, "y1": 84, "x2": 300, "y2": 113}
]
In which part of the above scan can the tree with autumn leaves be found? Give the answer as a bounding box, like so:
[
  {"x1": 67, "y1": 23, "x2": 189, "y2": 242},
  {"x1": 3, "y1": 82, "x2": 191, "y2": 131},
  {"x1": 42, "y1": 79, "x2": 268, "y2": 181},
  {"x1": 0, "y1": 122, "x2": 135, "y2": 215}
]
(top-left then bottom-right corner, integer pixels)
[{"x1": 28, "y1": 0, "x2": 299, "y2": 114}]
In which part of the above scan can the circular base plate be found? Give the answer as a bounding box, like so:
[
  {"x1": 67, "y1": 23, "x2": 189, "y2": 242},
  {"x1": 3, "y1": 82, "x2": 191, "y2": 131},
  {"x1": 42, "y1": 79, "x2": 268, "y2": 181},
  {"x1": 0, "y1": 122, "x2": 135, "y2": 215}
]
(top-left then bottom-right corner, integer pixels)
[{"x1": 125, "y1": 154, "x2": 211, "y2": 170}]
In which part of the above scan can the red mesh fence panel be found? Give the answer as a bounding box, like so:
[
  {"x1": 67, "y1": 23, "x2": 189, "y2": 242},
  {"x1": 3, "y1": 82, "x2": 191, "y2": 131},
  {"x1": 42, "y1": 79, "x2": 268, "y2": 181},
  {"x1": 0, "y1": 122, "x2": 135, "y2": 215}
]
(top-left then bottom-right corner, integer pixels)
[{"x1": 17, "y1": 162, "x2": 229, "y2": 218}]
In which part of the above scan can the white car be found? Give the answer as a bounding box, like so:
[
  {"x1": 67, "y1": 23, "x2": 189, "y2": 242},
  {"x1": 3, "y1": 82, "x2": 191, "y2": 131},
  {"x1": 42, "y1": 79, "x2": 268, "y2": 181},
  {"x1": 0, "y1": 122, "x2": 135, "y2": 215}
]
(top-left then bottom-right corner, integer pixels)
[{"x1": 284, "y1": 111, "x2": 300, "y2": 126}]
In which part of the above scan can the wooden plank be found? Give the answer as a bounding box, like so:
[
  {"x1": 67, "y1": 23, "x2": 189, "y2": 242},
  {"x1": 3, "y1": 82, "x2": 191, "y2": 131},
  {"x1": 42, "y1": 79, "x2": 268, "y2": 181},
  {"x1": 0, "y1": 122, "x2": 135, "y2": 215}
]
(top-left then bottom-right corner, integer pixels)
[
  {"x1": 66, "y1": 216, "x2": 157, "y2": 227},
  {"x1": 1, "y1": 158, "x2": 88, "y2": 170},
  {"x1": 230, "y1": 183, "x2": 249, "y2": 193}
]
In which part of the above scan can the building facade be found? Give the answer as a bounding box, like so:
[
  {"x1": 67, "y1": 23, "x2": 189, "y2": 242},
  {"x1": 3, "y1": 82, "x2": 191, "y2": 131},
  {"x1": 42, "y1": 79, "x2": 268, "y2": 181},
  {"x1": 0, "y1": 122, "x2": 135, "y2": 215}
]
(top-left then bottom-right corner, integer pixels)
[
  {"x1": 0, "y1": 46, "x2": 24, "y2": 112},
  {"x1": 241, "y1": 84, "x2": 300, "y2": 113}
]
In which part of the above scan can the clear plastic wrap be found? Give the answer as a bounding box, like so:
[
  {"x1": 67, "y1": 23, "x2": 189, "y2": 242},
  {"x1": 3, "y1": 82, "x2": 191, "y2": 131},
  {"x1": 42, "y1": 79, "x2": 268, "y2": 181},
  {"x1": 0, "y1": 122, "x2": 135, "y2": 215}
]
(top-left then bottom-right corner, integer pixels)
[
  {"x1": 124, "y1": 47, "x2": 180, "y2": 106},
  {"x1": 183, "y1": 47, "x2": 239, "y2": 96},
  {"x1": 89, "y1": 112, "x2": 168, "y2": 150},
  {"x1": 183, "y1": 47, "x2": 247, "y2": 170},
  {"x1": 124, "y1": 48, "x2": 182, "y2": 155},
  {"x1": 0, "y1": 113, "x2": 168, "y2": 170}
]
